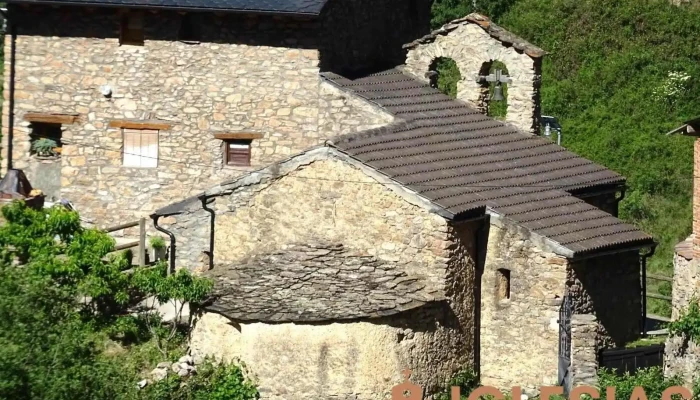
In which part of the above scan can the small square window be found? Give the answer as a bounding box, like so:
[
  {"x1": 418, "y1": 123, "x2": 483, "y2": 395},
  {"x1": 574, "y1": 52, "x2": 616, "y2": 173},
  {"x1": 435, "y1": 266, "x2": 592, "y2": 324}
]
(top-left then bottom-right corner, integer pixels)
[
  {"x1": 496, "y1": 268, "x2": 511, "y2": 301},
  {"x1": 120, "y1": 11, "x2": 144, "y2": 46},
  {"x1": 123, "y1": 128, "x2": 158, "y2": 168},
  {"x1": 224, "y1": 140, "x2": 251, "y2": 166},
  {"x1": 178, "y1": 13, "x2": 200, "y2": 43},
  {"x1": 30, "y1": 123, "x2": 62, "y2": 158}
]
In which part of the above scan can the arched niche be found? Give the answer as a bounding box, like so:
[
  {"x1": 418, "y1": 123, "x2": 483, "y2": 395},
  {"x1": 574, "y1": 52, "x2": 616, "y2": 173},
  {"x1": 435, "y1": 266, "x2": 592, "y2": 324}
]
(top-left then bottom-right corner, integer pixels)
[{"x1": 428, "y1": 57, "x2": 462, "y2": 99}]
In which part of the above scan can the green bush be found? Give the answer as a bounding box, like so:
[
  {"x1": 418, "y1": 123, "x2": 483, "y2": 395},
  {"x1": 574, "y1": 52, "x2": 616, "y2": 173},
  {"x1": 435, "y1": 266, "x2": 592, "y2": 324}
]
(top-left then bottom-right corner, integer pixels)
[
  {"x1": 435, "y1": 368, "x2": 480, "y2": 400},
  {"x1": 0, "y1": 200, "x2": 222, "y2": 400},
  {"x1": 668, "y1": 300, "x2": 700, "y2": 341},
  {"x1": 597, "y1": 367, "x2": 683, "y2": 400},
  {"x1": 149, "y1": 236, "x2": 166, "y2": 251},
  {"x1": 31, "y1": 138, "x2": 58, "y2": 157},
  {"x1": 142, "y1": 361, "x2": 259, "y2": 400}
]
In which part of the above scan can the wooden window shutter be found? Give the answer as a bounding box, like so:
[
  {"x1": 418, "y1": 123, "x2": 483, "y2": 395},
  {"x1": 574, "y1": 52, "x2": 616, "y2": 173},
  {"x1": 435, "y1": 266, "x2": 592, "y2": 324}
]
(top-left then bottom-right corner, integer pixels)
[
  {"x1": 123, "y1": 128, "x2": 158, "y2": 168},
  {"x1": 225, "y1": 140, "x2": 251, "y2": 166}
]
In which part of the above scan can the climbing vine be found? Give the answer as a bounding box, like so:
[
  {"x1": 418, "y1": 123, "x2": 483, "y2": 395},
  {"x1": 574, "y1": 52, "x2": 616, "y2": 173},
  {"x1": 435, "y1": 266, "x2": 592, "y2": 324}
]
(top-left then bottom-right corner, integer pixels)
[{"x1": 668, "y1": 300, "x2": 700, "y2": 342}]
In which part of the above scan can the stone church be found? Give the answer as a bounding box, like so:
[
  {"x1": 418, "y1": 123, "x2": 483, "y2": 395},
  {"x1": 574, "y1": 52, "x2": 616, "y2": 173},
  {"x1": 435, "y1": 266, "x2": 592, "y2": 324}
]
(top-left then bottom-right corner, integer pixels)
[{"x1": 1, "y1": 0, "x2": 654, "y2": 398}]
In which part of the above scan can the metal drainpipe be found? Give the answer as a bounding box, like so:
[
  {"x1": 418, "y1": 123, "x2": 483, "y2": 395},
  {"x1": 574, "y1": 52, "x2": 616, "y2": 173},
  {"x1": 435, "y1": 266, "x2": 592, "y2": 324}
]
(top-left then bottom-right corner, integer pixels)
[
  {"x1": 152, "y1": 214, "x2": 176, "y2": 275},
  {"x1": 613, "y1": 188, "x2": 626, "y2": 218},
  {"x1": 6, "y1": 9, "x2": 17, "y2": 171},
  {"x1": 640, "y1": 243, "x2": 657, "y2": 337},
  {"x1": 200, "y1": 196, "x2": 214, "y2": 271}
]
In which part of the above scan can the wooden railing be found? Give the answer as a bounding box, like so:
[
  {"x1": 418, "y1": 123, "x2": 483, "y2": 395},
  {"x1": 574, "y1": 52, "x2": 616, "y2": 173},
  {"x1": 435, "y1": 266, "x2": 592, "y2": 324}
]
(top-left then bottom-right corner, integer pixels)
[
  {"x1": 646, "y1": 274, "x2": 672, "y2": 302},
  {"x1": 103, "y1": 218, "x2": 146, "y2": 267}
]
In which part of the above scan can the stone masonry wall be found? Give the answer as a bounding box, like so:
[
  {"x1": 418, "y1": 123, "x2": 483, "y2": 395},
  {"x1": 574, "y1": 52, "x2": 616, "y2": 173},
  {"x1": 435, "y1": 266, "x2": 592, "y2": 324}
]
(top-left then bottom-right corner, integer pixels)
[
  {"x1": 672, "y1": 237, "x2": 696, "y2": 320},
  {"x1": 178, "y1": 152, "x2": 477, "y2": 398},
  {"x1": 211, "y1": 158, "x2": 451, "y2": 291},
  {"x1": 568, "y1": 251, "x2": 641, "y2": 349},
  {"x1": 570, "y1": 314, "x2": 599, "y2": 387},
  {"x1": 2, "y1": 6, "x2": 393, "y2": 226},
  {"x1": 665, "y1": 336, "x2": 700, "y2": 387},
  {"x1": 479, "y1": 218, "x2": 569, "y2": 392},
  {"x1": 403, "y1": 22, "x2": 541, "y2": 134},
  {"x1": 191, "y1": 302, "x2": 466, "y2": 400}
]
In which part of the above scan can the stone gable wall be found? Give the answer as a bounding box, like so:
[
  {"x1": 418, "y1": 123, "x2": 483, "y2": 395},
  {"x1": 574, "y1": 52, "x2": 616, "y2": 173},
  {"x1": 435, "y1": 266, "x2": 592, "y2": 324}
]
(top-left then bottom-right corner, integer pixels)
[
  {"x1": 478, "y1": 218, "x2": 569, "y2": 392},
  {"x1": 2, "y1": 6, "x2": 393, "y2": 226},
  {"x1": 185, "y1": 155, "x2": 477, "y2": 399},
  {"x1": 212, "y1": 158, "x2": 451, "y2": 289},
  {"x1": 403, "y1": 23, "x2": 542, "y2": 135}
]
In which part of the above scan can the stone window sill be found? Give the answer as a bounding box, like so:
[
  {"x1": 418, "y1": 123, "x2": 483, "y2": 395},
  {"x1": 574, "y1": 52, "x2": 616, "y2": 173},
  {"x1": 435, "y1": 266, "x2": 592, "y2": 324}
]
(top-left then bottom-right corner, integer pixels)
[{"x1": 31, "y1": 155, "x2": 61, "y2": 161}]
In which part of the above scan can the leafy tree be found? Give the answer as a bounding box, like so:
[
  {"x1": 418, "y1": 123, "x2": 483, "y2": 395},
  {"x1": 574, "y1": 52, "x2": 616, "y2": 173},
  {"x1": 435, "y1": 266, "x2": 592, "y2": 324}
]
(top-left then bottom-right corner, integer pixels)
[
  {"x1": 0, "y1": 201, "x2": 251, "y2": 400},
  {"x1": 431, "y1": 0, "x2": 517, "y2": 28}
]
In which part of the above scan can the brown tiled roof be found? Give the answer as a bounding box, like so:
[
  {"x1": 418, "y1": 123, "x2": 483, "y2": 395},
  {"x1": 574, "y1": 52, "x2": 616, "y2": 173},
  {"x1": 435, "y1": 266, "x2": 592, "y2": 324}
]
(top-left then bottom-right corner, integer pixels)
[{"x1": 322, "y1": 69, "x2": 654, "y2": 257}]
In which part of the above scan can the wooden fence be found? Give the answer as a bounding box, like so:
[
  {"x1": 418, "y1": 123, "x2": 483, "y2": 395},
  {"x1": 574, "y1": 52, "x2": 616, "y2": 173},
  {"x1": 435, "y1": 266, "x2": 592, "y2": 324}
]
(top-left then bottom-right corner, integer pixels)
[
  {"x1": 599, "y1": 344, "x2": 665, "y2": 376},
  {"x1": 103, "y1": 218, "x2": 146, "y2": 267}
]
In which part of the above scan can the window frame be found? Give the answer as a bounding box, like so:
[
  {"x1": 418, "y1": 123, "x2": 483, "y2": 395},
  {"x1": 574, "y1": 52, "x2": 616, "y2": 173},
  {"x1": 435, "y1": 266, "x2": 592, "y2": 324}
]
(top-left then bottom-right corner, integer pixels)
[
  {"x1": 29, "y1": 122, "x2": 63, "y2": 158},
  {"x1": 120, "y1": 11, "x2": 145, "y2": 46},
  {"x1": 122, "y1": 128, "x2": 159, "y2": 168},
  {"x1": 224, "y1": 139, "x2": 252, "y2": 167}
]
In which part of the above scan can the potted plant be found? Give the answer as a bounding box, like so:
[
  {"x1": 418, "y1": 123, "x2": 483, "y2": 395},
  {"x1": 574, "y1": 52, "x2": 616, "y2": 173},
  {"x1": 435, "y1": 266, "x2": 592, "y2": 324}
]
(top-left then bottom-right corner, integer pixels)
[
  {"x1": 150, "y1": 236, "x2": 166, "y2": 262},
  {"x1": 31, "y1": 138, "x2": 59, "y2": 158}
]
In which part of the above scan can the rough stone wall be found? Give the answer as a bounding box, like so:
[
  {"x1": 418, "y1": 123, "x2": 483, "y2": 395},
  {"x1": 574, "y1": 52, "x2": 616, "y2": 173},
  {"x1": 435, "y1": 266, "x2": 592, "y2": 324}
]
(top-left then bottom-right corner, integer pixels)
[
  {"x1": 570, "y1": 314, "x2": 599, "y2": 387},
  {"x1": 479, "y1": 218, "x2": 568, "y2": 392},
  {"x1": 191, "y1": 302, "x2": 466, "y2": 400},
  {"x1": 211, "y1": 158, "x2": 451, "y2": 289},
  {"x1": 665, "y1": 336, "x2": 700, "y2": 387},
  {"x1": 445, "y1": 221, "x2": 479, "y2": 372},
  {"x1": 567, "y1": 251, "x2": 641, "y2": 349},
  {"x1": 319, "y1": 0, "x2": 433, "y2": 74},
  {"x1": 672, "y1": 237, "x2": 696, "y2": 320},
  {"x1": 403, "y1": 23, "x2": 541, "y2": 134},
  {"x1": 2, "y1": 5, "x2": 393, "y2": 226}
]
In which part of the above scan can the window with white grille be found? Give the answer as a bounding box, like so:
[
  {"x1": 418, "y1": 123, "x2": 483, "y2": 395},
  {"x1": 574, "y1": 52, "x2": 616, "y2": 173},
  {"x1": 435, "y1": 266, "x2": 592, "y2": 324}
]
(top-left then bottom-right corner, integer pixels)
[{"x1": 123, "y1": 129, "x2": 158, "y2": 168}]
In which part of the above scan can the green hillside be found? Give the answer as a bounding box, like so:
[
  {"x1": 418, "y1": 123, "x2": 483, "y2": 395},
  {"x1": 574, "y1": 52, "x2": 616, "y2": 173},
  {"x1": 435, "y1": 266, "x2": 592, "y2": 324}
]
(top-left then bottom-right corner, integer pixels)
[{"x1": 433, "y1": 0, "x2": 700, "y2": 314}]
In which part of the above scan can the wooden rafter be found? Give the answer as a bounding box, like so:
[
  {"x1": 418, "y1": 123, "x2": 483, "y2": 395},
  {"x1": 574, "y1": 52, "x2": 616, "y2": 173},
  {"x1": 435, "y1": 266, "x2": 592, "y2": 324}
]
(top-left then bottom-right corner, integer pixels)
[
  {"x1": 213, "y1": 132, "x2": 264, "y2": 140},
  {"x1": 24, "y1": 112, "x2": 79, "y2": 125},
  {"x1": 109, "y1": 119, "x2": 172, "y2": 130}
]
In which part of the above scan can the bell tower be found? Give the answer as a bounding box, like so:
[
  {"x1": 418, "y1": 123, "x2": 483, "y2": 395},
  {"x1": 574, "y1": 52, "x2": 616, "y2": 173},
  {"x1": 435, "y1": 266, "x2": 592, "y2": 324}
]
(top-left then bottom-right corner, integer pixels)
[{"x1": 403, "y1": 14, "x2": 545, "y2": 135}]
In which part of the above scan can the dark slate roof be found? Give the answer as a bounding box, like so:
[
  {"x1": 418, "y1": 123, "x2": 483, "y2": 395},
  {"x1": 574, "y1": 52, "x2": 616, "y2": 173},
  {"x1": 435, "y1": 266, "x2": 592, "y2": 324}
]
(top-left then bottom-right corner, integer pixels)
[
  {"x1": 204, "y1": 242, "x2": 442, "y2": 322},
  {"x1": 404, "y1": 13, "x2": 546, "y2": 58},
  {"x1": 7, "y1": 0, "x2": 328, "y2": 14},
  {"x1": 322, "y1": 69, "x2": 654, "y2": 257}
]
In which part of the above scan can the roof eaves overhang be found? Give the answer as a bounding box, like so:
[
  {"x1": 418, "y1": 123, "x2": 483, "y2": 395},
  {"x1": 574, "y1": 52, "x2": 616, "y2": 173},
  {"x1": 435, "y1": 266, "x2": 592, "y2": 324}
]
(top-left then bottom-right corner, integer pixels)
[
  {"x1": 6, "y1": 0, "x2": 325, "y2": 16},
  {"x1": 567, "y1": 239, "x2": 657, "y2": 261},
  {"x1": 666, "y1": 116, "x2": 700, "y2": 136}
]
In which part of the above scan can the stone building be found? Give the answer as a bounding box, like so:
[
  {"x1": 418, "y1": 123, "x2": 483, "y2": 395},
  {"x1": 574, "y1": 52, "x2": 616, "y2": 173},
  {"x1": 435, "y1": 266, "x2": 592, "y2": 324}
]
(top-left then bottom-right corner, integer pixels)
[
  {"x1": 664, "y1": 117, "x2": 700, "y2": 385},
  {"x1": 2, "y1": 0, "x2": 655, "y2": 398},
  {"x1": 158, "y1": 59, "x2": 652, "y2": 400},
  {"x1": 1, "y1": 0, "x2": 431, "y2": 225}
]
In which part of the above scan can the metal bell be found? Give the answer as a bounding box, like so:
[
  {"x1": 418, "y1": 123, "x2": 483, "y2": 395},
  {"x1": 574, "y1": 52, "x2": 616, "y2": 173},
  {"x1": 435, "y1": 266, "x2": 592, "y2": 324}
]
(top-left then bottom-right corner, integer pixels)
[{"x1": 492, "y1": 83, "x2": 505, "y2": 102}]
